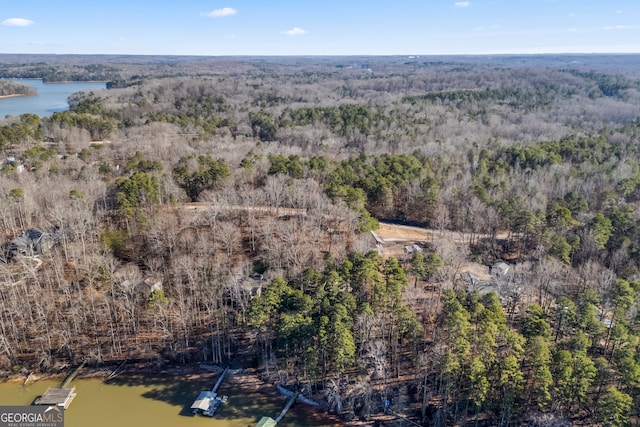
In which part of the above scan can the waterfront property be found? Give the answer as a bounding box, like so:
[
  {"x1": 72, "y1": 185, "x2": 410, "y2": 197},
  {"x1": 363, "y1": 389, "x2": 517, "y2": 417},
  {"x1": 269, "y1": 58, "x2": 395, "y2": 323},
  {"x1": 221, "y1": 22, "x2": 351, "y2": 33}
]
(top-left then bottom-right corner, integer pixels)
[{"x1": 0, "y1": 377, "x2": 339, "y2": 427}]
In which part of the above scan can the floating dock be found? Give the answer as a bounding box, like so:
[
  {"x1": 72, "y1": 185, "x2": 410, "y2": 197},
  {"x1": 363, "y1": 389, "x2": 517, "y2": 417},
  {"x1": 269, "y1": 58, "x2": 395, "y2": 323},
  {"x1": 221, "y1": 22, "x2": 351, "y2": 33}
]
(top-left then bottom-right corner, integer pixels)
[
  {"x1": 191, "y1": 367, "x2": 229, "y2": 417},
  {"x1": 32, "y1": 362, "x2": 84, "y2": 409},
  {"x1": 33, "y1": 387, "x2": 77, "y2": 409}
]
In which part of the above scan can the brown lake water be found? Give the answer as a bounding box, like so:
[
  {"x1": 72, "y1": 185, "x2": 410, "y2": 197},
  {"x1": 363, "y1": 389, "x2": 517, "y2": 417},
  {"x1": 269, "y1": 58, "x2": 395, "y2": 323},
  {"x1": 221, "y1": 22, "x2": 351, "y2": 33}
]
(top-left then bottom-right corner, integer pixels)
[{"x1": 0, "y1": 375, "x2": 340, "y2": 427}]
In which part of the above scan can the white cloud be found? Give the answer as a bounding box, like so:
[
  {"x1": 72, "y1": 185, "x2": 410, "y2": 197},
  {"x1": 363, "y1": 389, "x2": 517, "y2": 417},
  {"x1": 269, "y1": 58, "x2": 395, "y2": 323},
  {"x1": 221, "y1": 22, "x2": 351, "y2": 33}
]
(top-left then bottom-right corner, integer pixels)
[
  {"x1": 202, "y1": 7, "x2": 237, "y2": 18},
  {"x1": 616, "y1": 10, "x2": 623, "y2": 14},
  {"x1": 283, "y1": 27, "x2": 307, "y2": 36},
  {"x1": 454, "y1": 2, "x2": 470, "y2": 7},
  {"x1": 1, "y1": 18, "x2": 34, "y2": 27},
  {"x1": 604, "y1": 25, "x2": 637, "y2": 30}
]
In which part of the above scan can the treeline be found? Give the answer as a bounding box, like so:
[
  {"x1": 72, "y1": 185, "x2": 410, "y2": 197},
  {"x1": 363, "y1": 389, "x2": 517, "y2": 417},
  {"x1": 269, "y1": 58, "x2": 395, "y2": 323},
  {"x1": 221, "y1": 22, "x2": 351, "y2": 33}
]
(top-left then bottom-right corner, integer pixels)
[
  {"x1": 427, "y1": 284, "x2": 640, "y2": 426},
  {"x1": 402, "y1": 84, "x2": 573, "y2": 111},
  {"x1": 0, "y1": 62, "x2": 121, "y2": 83},
  {"x1": 0, "y1": 55, "x2": 640, "y2": 425},
  {"x1": 245, "y1": 266, "x2": 640, "y2": 425},
  {"x1": 247, "y1": 253, "x2": 421, "y2": 381},
  {"x1": 0, "y1": 114, "x2": 42, "y2": 150},
  {"x1": 0, "y1": 79, "x2": 37, "y2": 97}
]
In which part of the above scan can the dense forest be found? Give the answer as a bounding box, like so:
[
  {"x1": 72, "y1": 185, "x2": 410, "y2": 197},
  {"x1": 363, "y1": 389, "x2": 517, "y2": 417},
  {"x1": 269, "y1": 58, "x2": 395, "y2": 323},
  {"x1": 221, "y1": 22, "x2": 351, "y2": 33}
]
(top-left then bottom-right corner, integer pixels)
[{"x1": 1, "y1": 54, "x2": 640, "y2": 426}]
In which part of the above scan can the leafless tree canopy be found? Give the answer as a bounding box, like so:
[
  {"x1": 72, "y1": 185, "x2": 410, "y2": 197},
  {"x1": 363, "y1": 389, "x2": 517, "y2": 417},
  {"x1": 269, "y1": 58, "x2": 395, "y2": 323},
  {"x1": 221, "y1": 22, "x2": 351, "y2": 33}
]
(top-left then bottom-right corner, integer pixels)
[{"x1": 1, "y1": 53, "x2": 640, "y2": 425}]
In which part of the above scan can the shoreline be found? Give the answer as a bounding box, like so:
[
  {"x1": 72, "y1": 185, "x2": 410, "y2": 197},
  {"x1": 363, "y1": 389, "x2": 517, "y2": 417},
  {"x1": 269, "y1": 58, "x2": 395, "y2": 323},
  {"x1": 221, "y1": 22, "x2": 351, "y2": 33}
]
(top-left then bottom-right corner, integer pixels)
[
  {"x1": 2, "y1": 362, "x2": 375, "y2": 426},
  {"x1": 0, "y1": 93, "x2": 34, "y2": 99}
]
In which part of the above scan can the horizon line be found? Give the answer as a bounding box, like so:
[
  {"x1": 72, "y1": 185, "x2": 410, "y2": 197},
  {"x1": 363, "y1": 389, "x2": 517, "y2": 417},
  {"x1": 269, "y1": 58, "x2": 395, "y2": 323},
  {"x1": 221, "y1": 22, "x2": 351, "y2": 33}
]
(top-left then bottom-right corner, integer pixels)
[{"x1": 1, "y1": 51, "x2": 640, "y2": 58}]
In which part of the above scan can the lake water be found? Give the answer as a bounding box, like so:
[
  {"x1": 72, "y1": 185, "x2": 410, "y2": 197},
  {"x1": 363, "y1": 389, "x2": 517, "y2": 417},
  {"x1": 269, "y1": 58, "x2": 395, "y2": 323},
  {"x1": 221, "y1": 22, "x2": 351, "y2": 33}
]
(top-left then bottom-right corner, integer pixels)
[
  {"x1": 0, "y1": 375, "x2": 340, "y2": 427},
  {"x1": 0, "y1": 79, "x2": 106, "y2": 118}
]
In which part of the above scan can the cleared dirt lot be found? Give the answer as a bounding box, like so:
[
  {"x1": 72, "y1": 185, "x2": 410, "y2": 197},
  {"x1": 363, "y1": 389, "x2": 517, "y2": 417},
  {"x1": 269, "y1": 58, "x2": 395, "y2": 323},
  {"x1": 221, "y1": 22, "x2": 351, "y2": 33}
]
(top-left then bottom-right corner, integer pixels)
[
  {"x1": 374, "y1": 222, "x2": 436, "y2": 241},
  {"x1": 375, "y1": 222, "x2": 494, "y2": 283}
]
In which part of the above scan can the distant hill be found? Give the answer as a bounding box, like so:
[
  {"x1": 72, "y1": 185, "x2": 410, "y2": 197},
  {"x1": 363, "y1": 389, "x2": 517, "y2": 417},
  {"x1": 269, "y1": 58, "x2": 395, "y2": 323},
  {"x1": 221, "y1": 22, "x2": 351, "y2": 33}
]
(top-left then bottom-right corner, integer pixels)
[{"x1": 0, "y1": 53, "x2": 639, "y2": 83}]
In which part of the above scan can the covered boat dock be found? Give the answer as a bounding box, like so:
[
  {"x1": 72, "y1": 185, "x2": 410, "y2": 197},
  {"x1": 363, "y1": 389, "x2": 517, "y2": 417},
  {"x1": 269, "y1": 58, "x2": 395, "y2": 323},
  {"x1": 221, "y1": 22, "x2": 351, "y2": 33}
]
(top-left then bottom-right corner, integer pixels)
[
  {"x1": 191, "y1": 390, "x2": 226, "y2": 416},
  {"x1": 190, "y1": 367, "x2": 229, "y2": 417}
]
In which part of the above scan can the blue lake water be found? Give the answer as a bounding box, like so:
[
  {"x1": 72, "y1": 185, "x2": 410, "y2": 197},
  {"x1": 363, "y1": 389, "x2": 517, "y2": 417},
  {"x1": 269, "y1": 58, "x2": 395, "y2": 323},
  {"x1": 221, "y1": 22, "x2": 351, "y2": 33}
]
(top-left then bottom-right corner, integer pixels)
[{"x1": 0, "y1": 79, "x2": 106, "y2": 118}]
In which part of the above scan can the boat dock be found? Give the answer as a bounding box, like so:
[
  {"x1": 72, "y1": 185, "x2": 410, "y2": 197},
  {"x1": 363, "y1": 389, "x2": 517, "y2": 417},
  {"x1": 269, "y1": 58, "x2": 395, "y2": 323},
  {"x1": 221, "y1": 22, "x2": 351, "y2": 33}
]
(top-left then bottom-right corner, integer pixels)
[
  {"x1": 276, "y1": 384, "x2": 320, "y2": 407},
  {"x1": 191, "y1": 391, "x2": 227, "y2": 416},
  {"x1": 254, "y1": 386, "x2": 305, "y2": 426},
  {"x1": 60, "y1": 361, "x2": 85, "y2": 388},
  {"x1": 33, "y1": 361, "x2": 84, "y2": 409},
  {"x1": 274, "y1": 391, "x2": 299, "y2": 423},
  {"x1": 255, "y1": 416, "x2": 277, "y2": 427},
  {"x1": 33, "y1": 387, "x2": 77, "y2": 409},
  {"x1": 190, "y1": 367, "x2": 229, "y2": 417}
]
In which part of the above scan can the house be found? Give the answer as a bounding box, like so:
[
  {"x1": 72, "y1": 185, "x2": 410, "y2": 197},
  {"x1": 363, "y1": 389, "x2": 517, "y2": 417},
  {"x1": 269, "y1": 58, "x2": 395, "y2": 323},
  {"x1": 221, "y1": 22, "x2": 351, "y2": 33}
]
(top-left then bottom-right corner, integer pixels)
[
  {"x1": 135, "y1": 276, "x2": 163, "y2": 294},
  {"x1": 491, "y1": 262, "x2": 510, "y2": 279},
  {"x1": 2, "y1": 157, "x2": 25, "y2": 173},
  {"x1": 460, "y1": 271, "x2": 497, "y2": 293},
  {"x1": 404, "y1": 244, "x2": 423, "y2": 255},
  {"x1": 230, "y1": 271, "x2": 265, "y2": 298},
  {"x1": 7, "y1": 228, "x2": 53, "y2": 258}
]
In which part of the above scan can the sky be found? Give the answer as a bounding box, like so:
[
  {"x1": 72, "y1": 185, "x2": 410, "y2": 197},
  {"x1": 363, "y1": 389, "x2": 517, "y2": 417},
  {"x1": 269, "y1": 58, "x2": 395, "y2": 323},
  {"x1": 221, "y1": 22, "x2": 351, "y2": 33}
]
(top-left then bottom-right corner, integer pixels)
[{"x1": 0, "y1": 1, "x2": 639, "y2": 56}]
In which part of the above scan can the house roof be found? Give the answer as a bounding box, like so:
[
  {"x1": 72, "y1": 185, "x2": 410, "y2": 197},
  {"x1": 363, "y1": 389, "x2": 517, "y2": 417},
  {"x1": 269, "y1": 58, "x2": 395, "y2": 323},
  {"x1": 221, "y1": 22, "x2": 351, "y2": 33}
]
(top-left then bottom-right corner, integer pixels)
[
  {"x1": 8, "y1": 228, "x2": 52, "y2": 257},
  {"x1": 191, "y1": 391, "x2": 216, "y2": 411},
  {"x1": 11, "y1": 228, "x2": 43, "y2": 245},
  {"x1": 255, "y1": 417, "x2": 277, "y2": 427},
  {"x1": 492, "y1": 262, "x2": 510, "y2": 274}
]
